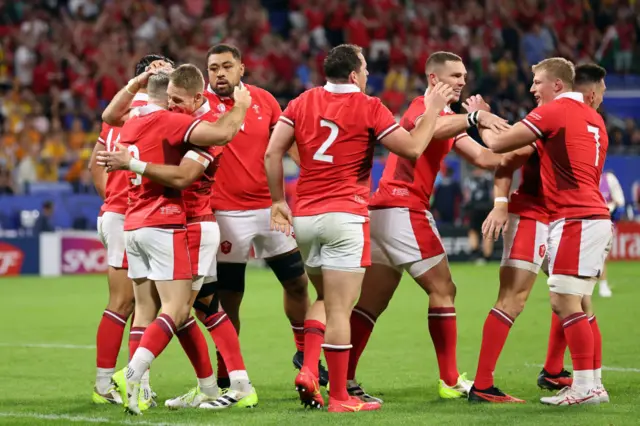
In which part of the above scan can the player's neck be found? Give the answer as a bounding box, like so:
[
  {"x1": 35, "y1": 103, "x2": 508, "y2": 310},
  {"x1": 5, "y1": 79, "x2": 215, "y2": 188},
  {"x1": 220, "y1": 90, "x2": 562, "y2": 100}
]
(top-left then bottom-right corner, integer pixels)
[{"x1": 149, "y1": 98, "x2": 168, "y2": 109}]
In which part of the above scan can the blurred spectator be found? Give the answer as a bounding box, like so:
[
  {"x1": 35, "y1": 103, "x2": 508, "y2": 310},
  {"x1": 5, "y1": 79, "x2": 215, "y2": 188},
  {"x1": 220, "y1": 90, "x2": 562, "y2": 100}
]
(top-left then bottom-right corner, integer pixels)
[
  {"x1": 0, "y1": 0, "x2": 638, "y2": 197},
  {"x1": 0, "y1": 166, "x2": 15, "y2": 195},
  {"x1": 463, "y1": 167, "x2": 494, "y2": 263},
  {"x1": 33, "y1": 200, "x2": 54, "y2": 233},
  {"x1": 432, "y1": 167, "x2": 462, "y2": 225}
]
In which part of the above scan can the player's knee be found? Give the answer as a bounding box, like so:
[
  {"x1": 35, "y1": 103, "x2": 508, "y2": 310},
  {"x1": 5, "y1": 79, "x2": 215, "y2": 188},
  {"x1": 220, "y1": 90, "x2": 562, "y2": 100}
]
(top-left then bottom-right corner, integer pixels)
[
  {"x1": 281, "y1": 276, "x2": 309, "y2": 301},
  {"x1": 107, "y1": 296, "x2": 135, "y2": 318},
  {"x1": 216, "y1": 262, "x2": 247, "y2": 293},
  {"x1": 425, "y1": 277, "x2": 457, "y2": 303},
  {"x1": 496, "y1": 296, "x2": 527, "y2": 319},
  {"x1": 267, "y1": 250, "x2": 306, "y2": 288}
]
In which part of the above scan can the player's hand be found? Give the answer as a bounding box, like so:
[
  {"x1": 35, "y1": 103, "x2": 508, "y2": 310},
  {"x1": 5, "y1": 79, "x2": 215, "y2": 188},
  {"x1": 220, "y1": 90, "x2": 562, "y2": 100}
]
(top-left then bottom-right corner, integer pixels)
[
  {"x1": 482, "y1": 203, "x2": 509, "y2": 241},
  {"x1": 270, "y1": 201, "x2": 293, "y2": 236},
  {"x1": 424, "y1": 82, "x2": 454, "y2": 113},
  {"x1": 133, "y1": 61, "x2": 172, "y2": 89},
  {"x1": 233, "y1": 85, "x2": 252, "y2": 110},
  {"x1": 96, "y1": 143, "x2": 132, "y2": 172},
  {"x1": 477, "y1": 111, "x2": 511, "y2": 133},
  {"x1": 462, "y1": 95, "x2": 491, "y2": 113}
]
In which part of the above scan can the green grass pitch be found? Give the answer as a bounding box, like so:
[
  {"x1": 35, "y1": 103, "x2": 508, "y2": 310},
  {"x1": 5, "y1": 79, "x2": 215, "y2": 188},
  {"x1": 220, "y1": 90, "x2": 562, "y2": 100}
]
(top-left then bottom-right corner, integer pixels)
[{"x1": 0, "y1": 262, "x2": 638, "y2": 425}]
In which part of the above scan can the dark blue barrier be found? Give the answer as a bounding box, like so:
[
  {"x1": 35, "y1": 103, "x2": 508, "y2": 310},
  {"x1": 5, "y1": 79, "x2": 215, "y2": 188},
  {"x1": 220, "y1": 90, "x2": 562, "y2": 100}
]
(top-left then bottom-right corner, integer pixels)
[{"x1": 0, "y1": 237, "x2": 40, "y2": 276}]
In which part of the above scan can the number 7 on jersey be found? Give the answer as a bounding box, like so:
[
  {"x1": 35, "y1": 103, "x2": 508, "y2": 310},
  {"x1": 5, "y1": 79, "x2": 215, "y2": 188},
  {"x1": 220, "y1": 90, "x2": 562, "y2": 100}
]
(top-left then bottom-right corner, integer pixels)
[
  {"x1": 587, "y1": 125, "x2": 600, "y2": 167},
  {"x1": 313, "y1": 119, "x2": 339, "y2": 163}
]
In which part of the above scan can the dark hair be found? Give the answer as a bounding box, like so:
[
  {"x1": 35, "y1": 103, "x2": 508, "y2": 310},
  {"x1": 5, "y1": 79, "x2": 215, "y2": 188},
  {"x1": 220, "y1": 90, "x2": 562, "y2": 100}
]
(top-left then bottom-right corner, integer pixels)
[
  {"x1": 43, "y1": 200, "x2": 53, "y2": 210},
  {"x1": 323, "y1": 44, "x2": 363, "y2": 81},
  {"x1": 574, "y1": 63, "x2": 607, "y2": 86},
  {"x1": 425, "y1": 51, "x2": 463, "y2": 73},
  {"x1": 207, "y1": 44, "x2": 242, "y2": 61},
  {"x1": 134, "y1": 54, "x2": 175, "y2": 77}
]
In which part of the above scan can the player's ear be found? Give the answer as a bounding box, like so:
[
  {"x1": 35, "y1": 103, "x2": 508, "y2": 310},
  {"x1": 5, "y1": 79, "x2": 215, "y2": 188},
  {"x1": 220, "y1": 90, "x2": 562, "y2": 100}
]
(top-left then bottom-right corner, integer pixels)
[
  {"x1": 239, "y1": 62, "x2": 245, "y2": 78},
  {"x1": 428, "y1": 73, "x2": 438, "y2": 86}
]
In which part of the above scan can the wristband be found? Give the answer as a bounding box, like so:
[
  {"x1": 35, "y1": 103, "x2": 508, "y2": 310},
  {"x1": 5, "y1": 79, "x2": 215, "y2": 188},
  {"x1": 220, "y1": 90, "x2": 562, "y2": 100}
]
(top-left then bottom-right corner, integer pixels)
[
  {"x1": 125, "y1": 78, "x2": 138, "y2": 95},
  {"x1": 494, "y1": 197, "x2": 509, "y2": 204},
  {"x1": 466, "y1": 111, "x2": 479, "y2": 127},
  {"x1": 129, "y1": 158, "x2": 147, "y2": 175}
]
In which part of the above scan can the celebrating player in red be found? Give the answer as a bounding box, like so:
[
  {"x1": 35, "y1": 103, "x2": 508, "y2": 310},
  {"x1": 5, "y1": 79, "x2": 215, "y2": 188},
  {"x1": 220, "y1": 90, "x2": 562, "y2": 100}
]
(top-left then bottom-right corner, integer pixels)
[
  {"x1": 99, "y1": 64, "x2": 258, "y2": 410},
  {"x1": 476, "y1": 58, "x2": 611, "y2": 406},
  {"x1": 100, "y1": 68, "x2": 250, "y2": 415},
  {"x1": 346, "y1": 52, "x2": 507, "y2": 402},
  {"x1": 89, "y1": 54, "x2": 173, "y2": 406},
  {"x1": 265, "y1": 44, "x2": 453, "y2": 412},
  {"x1": 203, "y1": 44, "x2": 319, "y2": 388}
]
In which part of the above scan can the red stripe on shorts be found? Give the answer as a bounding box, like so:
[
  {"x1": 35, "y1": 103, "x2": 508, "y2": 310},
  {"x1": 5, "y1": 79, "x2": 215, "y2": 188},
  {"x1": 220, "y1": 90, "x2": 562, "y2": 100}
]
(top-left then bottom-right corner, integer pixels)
[
  {"x1": 360, "y1": 220, "x2": 371, "y2": 267},
  {"x1": 509, "y1": 217, "x2": 536, "y2": 262},
  {"x1": 187, "y1": 223, "x2": 202, "y2": 276},
  {"x1": 553, "y1": 220, "x2": 582, "y2": 275},
  {"x1": 409, "y1": 209, "x2": 444, "y2": 260},
  {"x1": 172, "y1": 228, "x2": 192, "y2": 280}
]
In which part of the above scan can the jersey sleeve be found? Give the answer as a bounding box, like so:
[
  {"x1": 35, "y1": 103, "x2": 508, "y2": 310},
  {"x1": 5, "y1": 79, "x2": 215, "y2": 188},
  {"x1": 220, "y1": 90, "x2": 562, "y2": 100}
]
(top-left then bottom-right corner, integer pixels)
[
  {"x1": 184, "y1": 148, "x2": 212, "y2": 169},
  {"x1": 371, "y1": 98, "x2": 400, "y2": 141},
  {"x1": 399, "y1": 98, "x2": 425, "y2": 131},
  {"x1": 279, "y1": 95, "x2": 300, "y2": 128},
  {"x1": 266, "y1": 92, "x2": 283, "y2": 129},
  {"x1": 166, "y1": 112, "x2": 202, "y2": 146},
  {"x1": 521, "y1": 103, "x2": 562, "y2": 139},
  {"x1": 97, "y1": 122, "x2": 111, "y2": 146}
]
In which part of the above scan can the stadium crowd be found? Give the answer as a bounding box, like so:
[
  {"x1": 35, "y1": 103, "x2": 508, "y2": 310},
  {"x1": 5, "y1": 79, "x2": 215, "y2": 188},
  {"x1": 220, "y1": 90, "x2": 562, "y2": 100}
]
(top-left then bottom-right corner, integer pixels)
[{"x1": 0, "y1": 0, "x2": 639, "y2": 194}]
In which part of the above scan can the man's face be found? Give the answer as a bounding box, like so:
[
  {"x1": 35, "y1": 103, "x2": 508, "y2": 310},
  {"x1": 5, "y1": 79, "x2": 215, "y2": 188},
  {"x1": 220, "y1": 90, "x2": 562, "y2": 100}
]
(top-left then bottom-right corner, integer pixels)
[
  {"x1": 207, "y1": 52, "x2": 244, "y2": 97},
  {"x1": 429, "y1": 61, "x2": 467, "y2": 102},
  {"x1": 350, "y1": 52, "x2": 369, "y2": 92},
  {"x1": 167, "y1": 82, "x2": 202, "y2": 115},
  {"x1": 530, "y1": 70, "x2": 559, "y2": 106}
]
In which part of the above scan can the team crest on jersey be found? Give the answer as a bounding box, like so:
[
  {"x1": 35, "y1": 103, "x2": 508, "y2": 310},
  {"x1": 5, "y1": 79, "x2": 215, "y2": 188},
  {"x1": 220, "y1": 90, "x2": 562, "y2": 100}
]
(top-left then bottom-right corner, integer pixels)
[
  {"x1": 539, "y1": 244, "x2": 546, "y2": 258},
  {"x1": 220, "y1": 240, "x2": 232, "y2": 254},
  {"x1": 217, "y1": 104, "x2": 226, "y2": 112}
]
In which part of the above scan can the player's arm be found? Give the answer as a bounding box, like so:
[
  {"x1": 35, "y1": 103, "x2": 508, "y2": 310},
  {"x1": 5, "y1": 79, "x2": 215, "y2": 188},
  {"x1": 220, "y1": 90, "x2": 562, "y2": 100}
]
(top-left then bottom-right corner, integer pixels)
[
  {"x1": 264, "y1": 121, "x2": 295, "y2": 235},
  {"x1": 380, "y1": 83, "x2": 452, "y2": 159},
  {"x1": 480, "y1": 122, "x2": 539, "y2": 153},
  {"x1": 265, "y1": 121, "x2": 295, "y2": 203},
  {"x1": 97, "y1": 143, "x2": 207, "y2": 190},
  {"x1": 432, "y1": 94, "x2": 510, "y2": 139},
  {"x1": 101, "y1": 84, "x2": 136, "y2": 127},
  {"x1": 482, "y1": 145, "x2": 535, "y2": 241},
  {"x1": 452, "y1": 136, "x2": 502, "y2": 170},
  {"x1": 188, "y1": 86, "x2": 251, "y2": 147},
  {"x1": 608, "y1": 173, "x2": 625, "y2": 210},
  {"x1": 89, "y1": 142, "x2": 107, "y2": 199}
]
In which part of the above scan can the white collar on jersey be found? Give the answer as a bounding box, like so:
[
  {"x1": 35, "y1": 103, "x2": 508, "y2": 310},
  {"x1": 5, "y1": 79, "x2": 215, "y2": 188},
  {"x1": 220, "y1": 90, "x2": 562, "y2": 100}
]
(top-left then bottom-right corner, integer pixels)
[
  {"x1": 206, "y1": 81, "x2": 245, "y2": 100},
  {"x1": 424, "y1": 88, "x2": 453, "y2": 113},
  {"x1": 135, "y1": 103, "x2": 164, "y2": 117},
  {"x1": 192, "y1": 99, "x2": 211, "y2": 118},
  {"x1": 133, "y1": 93, "x2": 149, "y2": 103},
  {"x1": 324, "y1": 82, "x2": 360, "y2": 94},
  {"x1": 555, "y1": 92, "x2": 584, "y2": 102}
]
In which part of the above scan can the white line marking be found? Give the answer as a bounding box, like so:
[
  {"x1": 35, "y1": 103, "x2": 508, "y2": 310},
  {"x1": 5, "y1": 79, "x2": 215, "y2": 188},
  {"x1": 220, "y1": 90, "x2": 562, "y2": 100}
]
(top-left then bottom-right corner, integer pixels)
[
  {"x1": 0, "y1": 412, "x2": 209, "y2": 426},
  {"x1": 0, "y1": 342, "x2": 95, "y2": 349},
  {"x1": 525, "y1": 363, "x2": 640, "y2": 373}
]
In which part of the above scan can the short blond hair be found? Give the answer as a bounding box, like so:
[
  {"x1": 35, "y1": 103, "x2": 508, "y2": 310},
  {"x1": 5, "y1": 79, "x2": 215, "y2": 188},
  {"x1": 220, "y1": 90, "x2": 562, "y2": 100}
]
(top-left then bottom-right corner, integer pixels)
[
  {"x1": 170, "y1": 64, "x2": 205, "y2": 95},
  {"x1": 531, "y1": 57, "x2": 575, "y2": 88}
]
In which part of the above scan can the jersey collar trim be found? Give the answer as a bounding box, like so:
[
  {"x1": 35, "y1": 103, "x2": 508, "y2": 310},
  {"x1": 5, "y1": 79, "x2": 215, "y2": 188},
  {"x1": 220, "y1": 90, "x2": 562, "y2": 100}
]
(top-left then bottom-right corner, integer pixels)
[
  {"x1": 324, "y1": 82, "x2": 360, "y2": 94},
  {"x1": 136, "y1": 103, "x2": 164, "y2": 116},
  {"x1": 555, "y1": 92, "x2": 584, "y2": 102},
  {"x1": 192, "y1": 99, "x2": 211, "y2": 118},
  {"x1": 424, "y1": 88, "x2": 452, "y2": 113},
  {"x1": 206, "y1": 81, "x2": 245, "y2": 100}
]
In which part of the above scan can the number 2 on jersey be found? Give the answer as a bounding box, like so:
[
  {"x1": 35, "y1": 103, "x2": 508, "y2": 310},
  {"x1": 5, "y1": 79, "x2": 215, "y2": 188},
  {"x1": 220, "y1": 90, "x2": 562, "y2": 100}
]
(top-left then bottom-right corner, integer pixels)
[
  {"x1": 127, "y1": 145, "x2": 142, "y2": 186},
  {"x1": 587, "y1": 125, "x2": 600, "y2": 166},
  {"x1": 314, "y1": 119, "x2": 339, "y2": 163}
]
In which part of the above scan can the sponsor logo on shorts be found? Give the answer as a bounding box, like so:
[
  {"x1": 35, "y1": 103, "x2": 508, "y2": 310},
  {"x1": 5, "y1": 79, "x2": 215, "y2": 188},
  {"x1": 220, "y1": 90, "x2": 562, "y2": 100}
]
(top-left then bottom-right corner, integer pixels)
[
  {"x1": 220, "y1": 240, "x2": 232, "y2": 254},
  {"x1": 61, "y1": 236, "x2": 108, "y2": 274},
  {"x1": 0, "y1": 242, "x2": 24, "y2": 276}
]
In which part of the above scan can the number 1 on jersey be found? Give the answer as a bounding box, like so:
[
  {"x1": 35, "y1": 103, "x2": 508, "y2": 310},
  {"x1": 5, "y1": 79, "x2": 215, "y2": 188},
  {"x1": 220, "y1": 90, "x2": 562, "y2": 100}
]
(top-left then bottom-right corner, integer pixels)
[
  {"x1": 127, "y1": 145, "x2": 143, "y2": 186},
  {"x1": 314, "y1": 119, "x2": 339, "y2": 163},
  {"x1": 587, "y1": 125, "x2": 600, "y2": 166}
]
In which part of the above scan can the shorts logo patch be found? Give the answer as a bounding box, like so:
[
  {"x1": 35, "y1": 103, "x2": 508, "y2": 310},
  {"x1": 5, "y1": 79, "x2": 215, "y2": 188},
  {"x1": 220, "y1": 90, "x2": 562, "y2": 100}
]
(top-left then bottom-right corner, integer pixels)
[
  {"x1": 221, "y1": 240, "x2": 232, "y2": 254},
  {"x1": 539, "y1": 244, "x2": 546, "y2": 258}
]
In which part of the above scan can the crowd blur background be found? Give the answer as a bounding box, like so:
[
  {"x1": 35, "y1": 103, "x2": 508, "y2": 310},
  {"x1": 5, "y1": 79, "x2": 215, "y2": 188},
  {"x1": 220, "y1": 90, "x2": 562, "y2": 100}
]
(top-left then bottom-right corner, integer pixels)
[{"x1": 0, "y1": 0, "x2": 639, "y2": 232}]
